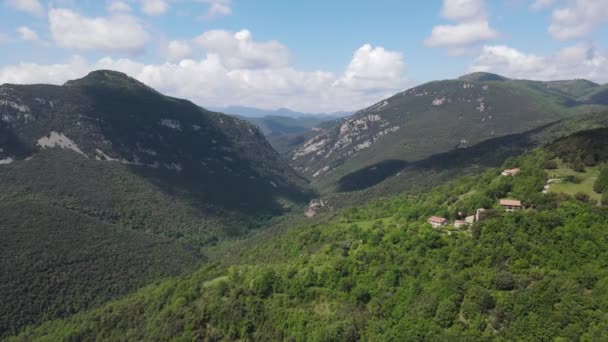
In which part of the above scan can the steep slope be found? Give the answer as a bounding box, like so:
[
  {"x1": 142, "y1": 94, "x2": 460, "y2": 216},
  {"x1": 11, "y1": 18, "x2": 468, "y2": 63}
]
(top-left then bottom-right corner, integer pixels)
[
  {"x1": 0, "y1": 70, "x2": 313, "y2": 335},
  {"x1": 290, "y1": 73, "x2": 605, "y2": 192},
  {"x1": 314, "y1": 111, "x2": 608, "y2": 211},
  {"x1": 0, "y1": 199, "x2": 200, "y2": 336},
  {"x1": 243, "y1": 115, "x2": 341, "y2": 154},
  {"x1": 579, "y1": 84, "x2": 608, "y2": 105},
  {"x1": 13, "y1": 129, "x2": 608, "y2": 341},
  {"x1": 0, "y1": 70, "x2": 311, "y2": 227}
]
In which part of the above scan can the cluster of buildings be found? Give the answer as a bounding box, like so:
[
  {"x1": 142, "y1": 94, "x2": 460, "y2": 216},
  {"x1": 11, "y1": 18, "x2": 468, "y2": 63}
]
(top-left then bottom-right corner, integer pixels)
[{"x1": 427, "y1": 168, "x2": 524, "y2": 229}]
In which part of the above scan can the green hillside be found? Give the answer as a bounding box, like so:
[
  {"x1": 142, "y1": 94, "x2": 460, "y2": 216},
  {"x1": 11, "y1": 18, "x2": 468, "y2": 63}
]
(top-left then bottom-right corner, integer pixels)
[
  {"x1": 0, "y1": 70, "x2": 314, "y2": 336},
  {"x1": 0, "y1": 199, "x2": 200, "y2": 336},
  {"x1": 289, "y1": 73, "x2": 608, "y2": 193},
  {"x1": 306, "y1": 111, "x2": 608, "y2": 213},
  {"x1": 11, "y1": 128, "x2": 608, "y2": 341}
]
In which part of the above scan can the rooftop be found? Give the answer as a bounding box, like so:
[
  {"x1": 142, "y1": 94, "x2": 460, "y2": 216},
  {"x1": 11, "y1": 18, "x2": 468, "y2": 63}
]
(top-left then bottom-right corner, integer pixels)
[
  {"x1": 500, "y1": 199, "x2": 522, "y2": 207},
  {"x1": 428, "y1": 216, "x2": 447, "y2": 223}
]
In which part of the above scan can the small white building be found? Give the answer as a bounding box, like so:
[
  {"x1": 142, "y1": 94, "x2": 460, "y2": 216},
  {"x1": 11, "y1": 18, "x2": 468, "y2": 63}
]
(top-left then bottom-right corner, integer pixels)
[
  {"x1": 465, "y1": 208, "x2": 486, "y2": 224},
  {"x1": 501, "y1": 168, "x2": 521, "y2": 177},
  {"x1": 500, "y1": 199, "x2": 522, "y2": 212},
  {"x1": 427, "y1": 216, "x2": 448, "y2": 228}
]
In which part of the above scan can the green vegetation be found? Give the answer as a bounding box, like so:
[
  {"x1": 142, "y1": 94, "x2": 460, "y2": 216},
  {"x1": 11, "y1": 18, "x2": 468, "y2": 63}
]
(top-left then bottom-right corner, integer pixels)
[
  {"x1": 0, "y1": 199, "x2": 200, "y2": 336},
  {"x1": 0, "y1": 70, "x2": 314, "y2": 336},
  {"x1": 310, "y1": 111, "x2": 608, "y2": 212},
  {"x1": 594, "y1": 167, "x2": 608, "y2": 194},
  {"x1": 11, "y1": 130, "x2": 608, "y2": 341},
  {"x1": 244, "y1": 115, "x2": 337, "y2": 154},
  {"x1": 546, "y1": 161, "x2": 602, "y2": 203},
  {"x1": 290, "y1": 72, "x2": 608, "y2": 193}
]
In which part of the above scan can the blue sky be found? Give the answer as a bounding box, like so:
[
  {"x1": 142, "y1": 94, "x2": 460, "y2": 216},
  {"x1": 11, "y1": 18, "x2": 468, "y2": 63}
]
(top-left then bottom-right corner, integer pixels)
[{"x1": 0, "y1": 0, "x2": 607, "y2": 112}]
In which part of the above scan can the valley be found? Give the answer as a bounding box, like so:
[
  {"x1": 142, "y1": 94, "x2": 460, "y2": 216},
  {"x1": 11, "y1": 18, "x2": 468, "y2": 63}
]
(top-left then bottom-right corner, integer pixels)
[{"x1": 2, "y1": 70, "x2": 608, "y2": 340}]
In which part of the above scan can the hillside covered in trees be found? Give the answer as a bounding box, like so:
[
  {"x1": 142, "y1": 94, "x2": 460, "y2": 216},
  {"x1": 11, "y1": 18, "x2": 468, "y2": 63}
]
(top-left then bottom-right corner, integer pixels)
[{"x1": 10, "y1": 128, "x2": 608, "y2": 341}]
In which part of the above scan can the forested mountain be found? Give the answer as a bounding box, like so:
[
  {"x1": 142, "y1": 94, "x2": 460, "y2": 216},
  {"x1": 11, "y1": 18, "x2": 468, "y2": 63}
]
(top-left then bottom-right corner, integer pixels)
[
  {"x1": 314, "y1": 111, "x2": 608, "y2": 212},
  {"x1": 241, "y1": 115, "x2": 342, "y2": 154},
  {"x1": 289, "y1": 73, "x2": 608, "y2": 193},
  {"x1": 12, "y1": 126, "x2": 608, "y2": 341},
  {"x1": 0, "y1": 70, "x2": 313, "y2": 335}
]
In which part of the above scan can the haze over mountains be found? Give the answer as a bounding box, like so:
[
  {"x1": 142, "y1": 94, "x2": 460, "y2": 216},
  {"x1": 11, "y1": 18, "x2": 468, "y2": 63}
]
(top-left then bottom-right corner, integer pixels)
[{"x1": 213, "y1": 105, "x2": 351, "y2": 119}]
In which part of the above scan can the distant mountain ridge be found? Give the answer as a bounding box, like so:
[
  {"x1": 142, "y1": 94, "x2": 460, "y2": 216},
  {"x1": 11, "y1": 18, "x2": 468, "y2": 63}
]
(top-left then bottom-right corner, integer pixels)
[
  {"x1": 214, "y1": 105, "x2": 351, "y2": 119},
  {"x1": 288, "y1": 72, "x2": 608, "y2": 193}
]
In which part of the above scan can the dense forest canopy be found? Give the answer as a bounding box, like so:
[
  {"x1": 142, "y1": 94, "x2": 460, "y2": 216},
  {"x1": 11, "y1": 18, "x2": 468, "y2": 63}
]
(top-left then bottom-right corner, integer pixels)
[{"x1": 10, "y1": 130, "x2": 608, "y2": 341}]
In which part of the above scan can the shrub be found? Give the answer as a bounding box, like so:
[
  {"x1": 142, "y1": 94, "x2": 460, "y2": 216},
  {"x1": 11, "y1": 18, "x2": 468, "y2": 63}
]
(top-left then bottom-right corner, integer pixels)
[
  {"x1": 494, "y1": 271, "x2": 516, "y2": 291},
  {"x1": 564, "y1": 175, "x2": 582, "y2": 184},
  {"x1": 542, "y1": 160, "x2": 558, "y2": 170},
  {"x1": 594, "y1": 168, "x2": 608, "y2": 194},
  {"x1": 574, "y1": 192, "x2": 591, "y2": 203},
  {"x1": 571, "y1": 162, "x2": 586, "y2": 173}
]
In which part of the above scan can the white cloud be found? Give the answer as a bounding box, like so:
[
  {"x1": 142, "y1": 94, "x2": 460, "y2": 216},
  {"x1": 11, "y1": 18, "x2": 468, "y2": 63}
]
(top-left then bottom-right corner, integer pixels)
[
  {"x1": 470, "y1": 44, "x2": 608, "y2": 82},
  {"x1": 5, "y1": 0, "x2": 43, "y2": 16},
  {"x1": 334, "y1": 44, "x2": 406, "y2": 92},
  {"x1": 16, "y1": 26, "x2": 39, "y2": 41},
  {"x1": 107, "y1": 0, "x2": 132, "y2": 12},
  {"x1": 441, "y1": 0, "x2": 485, "y2": 20},
  {"x1": 425, "y1": 0, "x2": 498, "y2": 51},
  {"x1": 0, "y1": 39, "x2": 409, "y2": 112},
  {"x1": 549, "y1": 0, "x2": 608, "y2": 40},
  {"x1": 140, "y1": 0, "x2": 168, "y2": 15},
  {"x1": 530, "y1": 0, "x2": 554, "y2": 11},
  {"x1": 49, "y1": 9, "x2": 150, "y2": 53},
  {"x1": 198, "y1": 0, "x2": 231, "y2": 18},
  {"x1": 425, "y1": 20, "x2": 498, "y2": 48},
  {"x1": 165, "y1": 40, "x2": 193, "y2": 60},
  {"x1": 194, "y1": 29, "x2": 291, "y2": 69}
]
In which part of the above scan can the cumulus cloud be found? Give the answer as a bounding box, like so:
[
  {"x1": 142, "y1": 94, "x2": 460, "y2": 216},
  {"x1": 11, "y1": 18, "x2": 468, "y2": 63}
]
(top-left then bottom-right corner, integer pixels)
[
  {"x1": 107, "y1": 0, "x2": 132, "y2": 12},
  {"x1": 140, "y1": 0, "x2": 168, "y2": 15},
  {"x1": 165, "y1": 40, "x2": 193, "y2": 60},
  {"x1": 549, "y1": 0, "x2": 608, "y2": 40},
  {"x1": 334, "y1": 44, "x2": 406, "y2": 92},
  {"x1": 16, "y1": 26, "x2": 39, "y2": 41},
  {"x1": 441, "y1": 0, "x2": 485, "y2": 20},
  {"x1": 425, "y1": 20, "x2": 498, "y2": 49},
  {"x1": 425, "y1": 0, "x2": 498, "y2": 51},
  {"x1": 49, "y1": 9, "x2": 150, "y2": 53},
  {"x1": 470, "y1": 44, "x2": 608, "y2": 82},
  {"x1": 0, "y1": 40, "x2": 409, "y2": 112},
  {"x1": 194, "y1": 29, "x2": 291, "y2": 69},
  {"x1": 5, "y1": 0, "x2": 43, "y2": 16}
]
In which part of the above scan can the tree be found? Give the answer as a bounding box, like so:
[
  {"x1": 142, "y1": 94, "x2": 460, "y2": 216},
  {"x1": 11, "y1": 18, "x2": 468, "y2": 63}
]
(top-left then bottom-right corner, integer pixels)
[
  {"x1": 494, "y1": 272, "x2": 516, "y2": 291},
  {"x1": 594, "y1": 168, "x2": 608, "y2": 194}
]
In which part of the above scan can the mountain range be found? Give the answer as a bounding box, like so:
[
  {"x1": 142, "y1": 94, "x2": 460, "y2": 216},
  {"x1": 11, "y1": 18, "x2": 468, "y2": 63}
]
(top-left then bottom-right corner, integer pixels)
[
  {"x1": 2, "y1": 69, "x2": 608, "y2": 339},
  {"x1": 0, "y1": 70, "x2": 313, "y2": 335},
  {"x1": 213, "y1": 105, "x2": 351, "y2": 119},
  {"x1": 288, "y1": 72, "x2": 608, "y2": 193}
]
